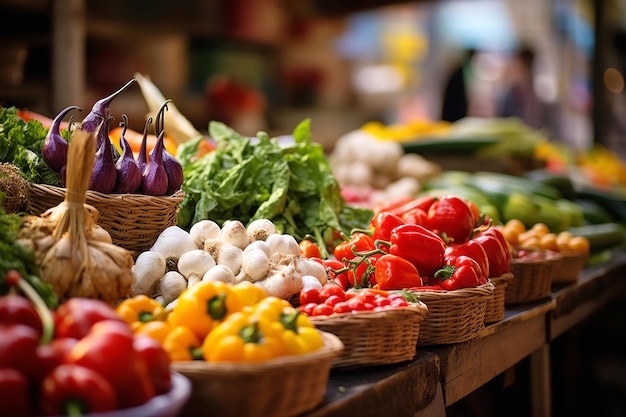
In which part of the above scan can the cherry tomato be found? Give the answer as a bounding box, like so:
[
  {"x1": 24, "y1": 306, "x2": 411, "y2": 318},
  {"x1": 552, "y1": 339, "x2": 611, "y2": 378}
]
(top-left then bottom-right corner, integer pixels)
[
  {"x1": 299, "y1": 287, "x2": 320, "y2": 306},
  {"x1": 312, "y1": 304, "x2": 334, "y2": 316},
  {"x1": 324, "y1": 295, "x2": 344, "y2": 307},
  {"x1": 318, "y1": 284, "x2": 346, "y2": 302},
  {"x1": 299, "y1": 239, "x2": 322, "y2": 258},
  {"x1": 333, "y1": 301, "x2": 352, "y2": 314},
  {"x1": 299, "y1": 303, "x2": 318, "y2": 316},
  {"x1": 375, "y1": 297, "x2": 391, "y2": 307}
]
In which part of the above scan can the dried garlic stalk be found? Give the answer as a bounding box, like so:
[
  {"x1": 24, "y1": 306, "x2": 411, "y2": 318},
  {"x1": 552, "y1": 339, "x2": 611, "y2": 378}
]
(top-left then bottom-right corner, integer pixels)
[{"x1": 18, "y1": 126, "x2": 134, "y2": 304}]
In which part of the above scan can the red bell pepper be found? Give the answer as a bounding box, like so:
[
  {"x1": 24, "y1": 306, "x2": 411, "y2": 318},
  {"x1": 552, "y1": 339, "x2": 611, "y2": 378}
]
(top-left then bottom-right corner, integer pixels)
[
  {"x1": 374, "y1": 254, "x2": 423, "y2": 290},
  {"x1": 0, "y1": 323, "x2": 42, "y2": 380},
  {"x1": 66, "y1": 320, "x2": 156, "y2": 409},
  {"x1": 426, "y1": 195, "x2": 475, "y2": 244},
  {"x1": 388, "y1": 223, "x2": 446, "y2": 277},
  {"x1": 377, "y1": 195, "x2": 437, "y2": 217},
  {"x1": 0, "y1": 294, "x2": 43, "y2": 336},
  {"x1": 400, "y1": 207, "x2": 429, "y2": 226},
  {"x1": 133, "y1": 334, "x2": 172, "y2": 395},
  {"x1": 434, "y1": 255, "x2": 482, "y2": 290},
  {"x1": 473, "y1": 227, "x2": 511, "y2": 277},
  {"x1": 36, "y1": 337, "x2": 78, "y2": 382},
  {"x1": 39, "y1": 364, "x2": 118, "y2": 416},
  {"x1": 444, "y1": 240, "x2": 490, "y2": 280},
  {"x1": 54, "y1": 298, "x2": 125, "y2": 340},
  {"x1": 0, "y1": 368, "x2": 31, "y2": 417},
  {"x1": 369, "y1": 211, "x2": 405, "y2": 251}
]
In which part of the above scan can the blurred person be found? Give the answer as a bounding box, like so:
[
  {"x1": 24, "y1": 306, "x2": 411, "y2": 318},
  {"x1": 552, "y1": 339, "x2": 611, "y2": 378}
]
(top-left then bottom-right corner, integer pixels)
[
  {"x1": 440, "y1": 48, "x2": 477, "y2": 122},
  {"x1": 498, "y1": 46, "x2": 546, "y2": 129}
]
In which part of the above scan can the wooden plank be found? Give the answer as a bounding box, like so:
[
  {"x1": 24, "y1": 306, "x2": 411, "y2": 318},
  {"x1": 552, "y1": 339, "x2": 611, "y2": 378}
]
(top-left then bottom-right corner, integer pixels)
[
  {"x1": 550, "y1": 252, "x2": 626, "y2": 339},
  {"x1": 415, "y1": 383, "x2": 446, "y2": 417},
  {"x1": 305, "y1": 352, "x2": 441, "y2": 417},
  {"x1": 428, "y1": 300, "x2": 554, "y2": 406}
]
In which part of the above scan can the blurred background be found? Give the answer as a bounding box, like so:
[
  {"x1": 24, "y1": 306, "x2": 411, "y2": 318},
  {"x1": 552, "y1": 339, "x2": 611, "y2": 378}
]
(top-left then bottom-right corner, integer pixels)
[{"x1": 1, "y1": 0, "x2": 624, "y2": 158}]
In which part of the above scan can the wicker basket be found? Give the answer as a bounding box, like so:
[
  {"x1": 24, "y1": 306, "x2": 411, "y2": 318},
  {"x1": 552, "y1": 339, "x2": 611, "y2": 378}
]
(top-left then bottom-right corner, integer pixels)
[
  {"x1": 506, "y1": 252, "x2": 562, "y2": 305},
  {"x1": 551, "y1": 252, "x2": 589, "y2": 285},
  {"x1": 310, "y1": 302, "x2": 428, "y2": 369},
  {"x1": 413, "y1": 282, "x2": 495, "y2": 346},
  {"x1": 26, "y1": 182, "x2": 184, "y2": 254},
  {"x1": 0, "y1": 163, "x2": 27, "y2": 214},
  {"x1": 172, "y1": 330, "x2": 343, "y2": 417},
  {"x1": 484, "y1": 272, "x2": 514, "y2": 324}
]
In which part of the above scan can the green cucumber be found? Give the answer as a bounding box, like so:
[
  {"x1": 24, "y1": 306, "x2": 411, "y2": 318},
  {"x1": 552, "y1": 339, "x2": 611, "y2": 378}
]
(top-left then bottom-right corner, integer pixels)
[
  {"x1": 574, "y1": 199, "x2": 615, "y2": 225},
  {"x1": 523, "y1": 169, "x2": 577, "y2": 199},
  {"x1": 567, "y1": 222, "x2": 625, "y2": 252},
  {"x1": 473, "y1": 171, "x2": 562, "y2": 200}
]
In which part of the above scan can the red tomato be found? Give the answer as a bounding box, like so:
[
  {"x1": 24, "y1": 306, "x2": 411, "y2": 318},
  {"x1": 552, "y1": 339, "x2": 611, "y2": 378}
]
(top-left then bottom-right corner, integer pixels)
[
  {"x1": 375, "y1": 297, "x2": 391, "y2": 307},
  {"x1": 311, "y1": 304, "x2": 334, "y2": 316},
  {"x1": 333, "y1": 301, "x2": 352, "y2": 314},
  {"x1": 318, "y1": 284, "x2": 346, "y2": 302},
  {"x1": 299, "y1": 287, "x2": 320, "y2": 306},
  {"x1": 324, "y1": 295, "x2": 344, "y2": 307},
  {"x1": 299, "y1": 303, "x2": 318, "y2": 316}
]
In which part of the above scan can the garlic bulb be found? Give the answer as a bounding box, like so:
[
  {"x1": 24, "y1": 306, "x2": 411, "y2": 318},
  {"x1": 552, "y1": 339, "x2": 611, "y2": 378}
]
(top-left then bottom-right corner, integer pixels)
[
  {"x1": 302, "y1": 274, "x2": 323, "y2": 291},
  {"x1": 243, "y1": 240, "x2": 271, "y2": 257},
  {"x1": 219, "y1": 220, "x2": 249, "y2": 250},
  {"x1": 292, "y1": 257, "x2": 328, "y2": 285},
  {"x1": 160, "y1": 270, "x2": 187, "y2": 304},
  {"x1": 202, "y1": 264, "x2": 236, "y2": 285},
  {"x1": 215, "y1": 243, "x2": 243, "y2": 275},
  {"x1": 246, "y1": 219, "x2": 277, "y2": 242},
  {"x1": 177, "y1": 249, "x2": 216, "y2": 288},
  {"x1": 241, "y1": 248, "x2": 270, "y2": 282},
  {"x1": 150, "y1": 226, "x2": 197, "y2": 266},
  {"x1": 131, "y1": 250, "x2": 167, "y2": 295},
  {"x1": 256, "y1": 264, "x2": 303, "y2": 299},
  {"x1": 266, "y1": 233, "x2": 300, "y2": 256},
  {"x1": 189, "y1": 220, "x2": 220, "y2": 249}
]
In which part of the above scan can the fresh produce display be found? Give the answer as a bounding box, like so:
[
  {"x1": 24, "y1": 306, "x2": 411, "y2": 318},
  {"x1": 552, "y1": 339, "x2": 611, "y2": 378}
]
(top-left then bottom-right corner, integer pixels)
[
  {"x1": 176, "y1": 120, "x2": 373, "y2": 258},
  {"x1": 0, "y1": 270, "x2": 172, "y2": 416},
  {"x1": 131, "y1": 219, "x2": 328, "y2": 304},
  {"x1": 117, "y1": 281, "x2": 326, "y2": 363}
]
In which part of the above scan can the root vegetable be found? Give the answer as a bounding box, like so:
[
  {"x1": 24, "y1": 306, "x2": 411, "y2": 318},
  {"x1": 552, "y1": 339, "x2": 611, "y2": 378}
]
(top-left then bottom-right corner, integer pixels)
[
  {"x1": 160, "y1": 271, "x2": 186, "y2": 304},
  {"x1": 219, "y1": 220, "x2": 249, "y2": 249},
  {"x1": 177, "y1": 249, "x2": 216, "y2": 287},
  {"x1": 246, "y1": 219, "x2": 277, "y2": 242},
  {"x1": 202, "y1": 264, "x2": 236, "y2": 285},
  {"x1": 266, "y1": 233, "x2": 300, "y2": 256},
  {"x1": 131, "y1": 251, "x2": 167, "y2": 295},
  {"x1": 189, "y1": 220, "x2": 220, "y2": 249},
  {"x1": 255, "y1": 264, "x2": 303, "y2": 299}
]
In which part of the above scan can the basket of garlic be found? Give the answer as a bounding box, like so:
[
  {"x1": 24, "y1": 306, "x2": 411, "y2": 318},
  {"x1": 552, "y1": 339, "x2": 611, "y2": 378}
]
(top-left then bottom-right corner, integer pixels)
[
  {"x1": 130, "y1": 218, "x2": 329, "y2": 306},
  {"x1": 17, "y1": 125, "x2": 134, "y2": 304}
]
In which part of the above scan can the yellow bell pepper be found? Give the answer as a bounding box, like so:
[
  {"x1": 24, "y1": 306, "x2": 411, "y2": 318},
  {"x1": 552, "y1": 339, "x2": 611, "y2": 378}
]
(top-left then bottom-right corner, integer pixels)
[
  {"x1": 135, "y1": 320, "x2": 172, "y2": 345},
  {"x1": 167, "y1": 281, "x2": 244, "y2": 340},
  {"x1": 230, "y1": 281, "x2": 268, "y2": 308},
  {"x1": 202, "y1": 311, "x2": 284, "y2": 363},
  {"x1": 250, "y1": 296, "x2": 324, "y2": 356},
  {"x1": 115, "y1": 295, "x2": 166, "y2": 331},
  {"x1": 163, "y1": 325, "x2": 203, "y2": 362}
]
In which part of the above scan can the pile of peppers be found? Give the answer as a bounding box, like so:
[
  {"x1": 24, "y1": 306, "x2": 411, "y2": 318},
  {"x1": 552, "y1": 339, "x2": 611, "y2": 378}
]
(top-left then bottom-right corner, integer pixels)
[
  {"x1": 311, "y1": 194, "x2": 512, "y2": 292},
  {"x1": 0, "y1": 270, "x2": 172, "y2": 417},
  {"x1": 115, "y1": 280, "x2": 325, "y2": 363}
]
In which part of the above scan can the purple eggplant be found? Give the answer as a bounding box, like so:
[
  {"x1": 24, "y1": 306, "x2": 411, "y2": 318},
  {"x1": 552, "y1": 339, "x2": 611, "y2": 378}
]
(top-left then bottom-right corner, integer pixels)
[
  {"x1": 137, "y1": 117, "x2": 153, "y2": 174},
  {"x1": 113, "y1": 114, "x2": 142, "y2": 194},
  {"x1": 42, "y1": 105, "x2": 81, "y2": 174},
  {"x1": 81, "y1": 79, "x2": 135, "y2": 134},
  {"x1": 154, "y1": 100, "x2": 183, "y2": 195},
  {"x1": 140, "y1": 130, "x2": 169, "y2": 196},
  {"x1": 89, "y1": 117, "x2": 117, "y2": 193}
]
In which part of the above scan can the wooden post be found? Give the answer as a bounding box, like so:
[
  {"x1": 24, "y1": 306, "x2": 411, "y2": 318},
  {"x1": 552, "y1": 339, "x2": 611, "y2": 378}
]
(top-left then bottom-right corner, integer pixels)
[{"x1": 52, "y1": 0, "x2": 85, "y2": 113}]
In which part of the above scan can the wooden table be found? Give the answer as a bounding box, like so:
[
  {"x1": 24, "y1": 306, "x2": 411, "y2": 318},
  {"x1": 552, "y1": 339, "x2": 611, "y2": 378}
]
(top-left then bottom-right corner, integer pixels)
[{"x1": 306, "y1": 251, "x2": 626, "y2": 417}]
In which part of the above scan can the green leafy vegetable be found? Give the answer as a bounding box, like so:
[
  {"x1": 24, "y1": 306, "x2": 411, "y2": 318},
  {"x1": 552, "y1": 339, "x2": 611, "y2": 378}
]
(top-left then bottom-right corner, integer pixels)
[
  {"x1": 0, "y1": 107, "x2": 60, "y2": 185},
  {"x1": 0, "y1": 195, "x2": 58, "y2": 308},
  {"x1": 177, "y1": 119, "x2": 373, "y2": 257}
]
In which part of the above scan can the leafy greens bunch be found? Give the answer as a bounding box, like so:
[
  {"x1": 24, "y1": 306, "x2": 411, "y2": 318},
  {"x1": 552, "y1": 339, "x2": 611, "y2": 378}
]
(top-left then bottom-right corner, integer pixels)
[
  {"x1": 177, "y1": 120, "x2": 373, "y2": 257},
  {"x1": 0, "y1": 107, "x2": 60, "y2": 185}
]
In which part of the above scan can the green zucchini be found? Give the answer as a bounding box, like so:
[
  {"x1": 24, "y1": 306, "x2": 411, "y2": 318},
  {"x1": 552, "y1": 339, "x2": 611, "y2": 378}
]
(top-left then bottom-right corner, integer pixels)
[
  {"x1": 574, "y1": 199, "x2": 615, "y2": 225},
  {"x1": 567, "y1": 222, "x2": 625, "y2": 252}
]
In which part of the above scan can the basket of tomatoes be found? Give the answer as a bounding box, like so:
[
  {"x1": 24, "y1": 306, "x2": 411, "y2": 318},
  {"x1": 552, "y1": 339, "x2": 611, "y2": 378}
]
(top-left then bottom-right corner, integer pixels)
[{"x1": 299, "y1": 284, "x2": 428, "y2": 370}]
